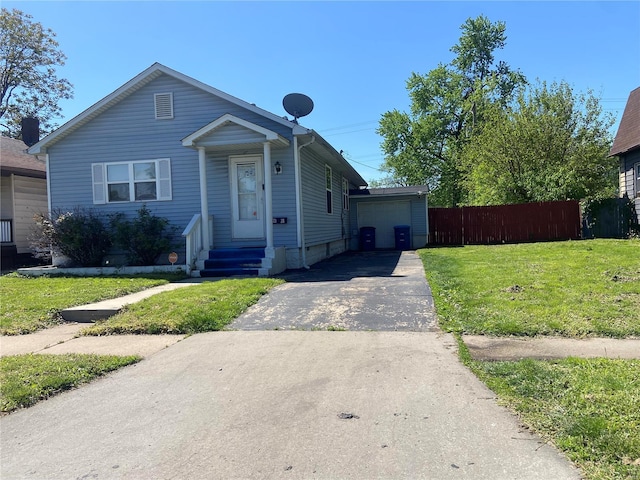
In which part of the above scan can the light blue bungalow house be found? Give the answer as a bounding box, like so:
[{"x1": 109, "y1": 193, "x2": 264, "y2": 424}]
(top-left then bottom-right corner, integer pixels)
[{"x1": 28, "y1": 63, "x2": 428, "y2": 276}]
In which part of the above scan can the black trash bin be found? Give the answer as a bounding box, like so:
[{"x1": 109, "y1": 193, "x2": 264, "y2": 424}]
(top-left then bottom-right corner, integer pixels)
[
  {"x1": 394, "y1": 225, "x2": 411, "y2": 250},
  {"x1": 360, "y1": 226, "x2": 376, "y2": 251}
]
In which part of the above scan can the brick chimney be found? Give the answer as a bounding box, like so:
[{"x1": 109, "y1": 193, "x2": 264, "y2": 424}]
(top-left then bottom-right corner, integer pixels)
[{"x1": 21, "y1": 117, "x2": 40, "y2": 147}]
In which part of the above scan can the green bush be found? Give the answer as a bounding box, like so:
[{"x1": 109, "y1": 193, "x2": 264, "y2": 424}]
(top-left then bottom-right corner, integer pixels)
[
  {"x1": 109, "y1": 205, "x2": 178, "y2": 266},
  {"x1": 31, "y1": 208, "x2": 112, "y2": 267},
  {"x1": 582, "y1": 197, "x2": 640, "y2": 239}
]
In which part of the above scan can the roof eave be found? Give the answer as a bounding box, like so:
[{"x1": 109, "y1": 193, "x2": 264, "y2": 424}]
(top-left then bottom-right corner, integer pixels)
[
  {"x1": 609, "y1": 143, "x2": 640, "y2": 157},
  {"x1": 295, "y1": 129, "x2": 367, "y2": 187},
  {"x1": 28, "y1": 62, "x2": 299, "y2": 155}
]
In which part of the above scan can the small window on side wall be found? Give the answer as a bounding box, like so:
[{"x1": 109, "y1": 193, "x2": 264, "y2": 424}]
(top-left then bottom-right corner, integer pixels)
[
  {"x1": 325, "y1": 165, "x2": 333, "y2": 214},
  {"x1": 342, "y1": 177, "x2": 349, "y2": 210},
  {"x1": 636, "y1": 163, "x2": 640, "y2": 198}
]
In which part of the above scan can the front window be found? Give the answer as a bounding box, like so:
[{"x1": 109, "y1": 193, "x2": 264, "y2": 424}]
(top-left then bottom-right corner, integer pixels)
[
  {"x1": 94, "y1": 159, "x2": 171, "y2": 204},
  {"x1": 107, "y1": 161, "x2": 158, "y2": 202}
]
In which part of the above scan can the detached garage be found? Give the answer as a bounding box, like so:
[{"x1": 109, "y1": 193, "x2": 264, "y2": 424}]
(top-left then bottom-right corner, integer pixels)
[{"x1": 349, "y1": 186, "x2": 429, "y2": 250}]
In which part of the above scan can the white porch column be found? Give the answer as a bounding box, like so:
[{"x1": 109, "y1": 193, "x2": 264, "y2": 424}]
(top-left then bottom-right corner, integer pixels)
[
  {"x1": 263, "y1": 141, "x2": 274, "y2": 249},
  {"x1": 198, "y1": 147, "x2": 210, "y2": 250}
]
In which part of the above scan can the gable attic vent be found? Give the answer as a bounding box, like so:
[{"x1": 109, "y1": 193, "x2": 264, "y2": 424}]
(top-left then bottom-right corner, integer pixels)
[{"x1": 154, "y1": 92, "x2": 174, "y2": 119}]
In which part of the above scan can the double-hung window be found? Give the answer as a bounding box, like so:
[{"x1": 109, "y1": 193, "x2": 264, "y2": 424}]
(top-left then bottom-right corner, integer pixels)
[
  {"x1": 636, "y1": 163, "x2": 640, "y2": 198},
  {"x1": 342, "y1": 177, "x2": 349, "y2": 211},
  {"x1": 92, "y1": 159, "x2": 172, "y2": 204},
  {"x1": 325, "y1": 165, "x2": 333, "y2": 214}
]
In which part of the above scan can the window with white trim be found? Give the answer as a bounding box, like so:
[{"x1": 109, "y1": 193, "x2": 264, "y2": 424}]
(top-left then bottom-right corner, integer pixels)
[
  {"x1": 636, "y1": 163, "x2": 640, "y2": 198},
  {"x1": 154, "y1": 93, "x2": 174, "y2": 119},
  {"x1": 342, "y1": 177, "x2": 349, "y2": 210},
  {"x1": 92, "y1": 159, "x2": 172, "y2": 204},
  {"x1": 325, "y1": 165, "x2": 333, "y2": 214}
]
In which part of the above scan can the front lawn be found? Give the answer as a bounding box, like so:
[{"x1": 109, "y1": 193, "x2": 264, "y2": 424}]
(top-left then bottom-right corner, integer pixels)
[
  {"x1": 0, "y1": 353, "x2": 140, "y2": 413},
  {"x1": 0, "y1": 273, "x2": 184, "y2": 335},
  {"x1": 420, "y1": 239, "x2": 640, "y2": 479},
  {"x1": 81, "y1": 277, "x2": 284, "y2": 335},
  {"x1": 472, "y1": 356, "x2": 640, "y2": 480},
  {"x1": 419, "y1": 239, "x2": 640, "y2": 337}
]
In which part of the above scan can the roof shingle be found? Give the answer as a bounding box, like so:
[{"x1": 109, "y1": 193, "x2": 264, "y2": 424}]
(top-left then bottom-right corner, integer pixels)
[
  {"x1": 0, "y1": 136, "x2": 46, "y2": 178},
  {"x1": 610, "y1": 86, "x2": 640, "y2": 157}
]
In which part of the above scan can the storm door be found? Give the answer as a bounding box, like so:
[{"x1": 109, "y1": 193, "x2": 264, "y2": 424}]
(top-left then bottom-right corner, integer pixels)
[{"x1": 230, "y1": 155, "x2": 265, "y2": 239}]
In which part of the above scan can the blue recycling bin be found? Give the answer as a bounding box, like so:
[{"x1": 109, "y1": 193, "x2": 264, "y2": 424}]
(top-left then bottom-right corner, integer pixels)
[
  {"x1": 360, "y1": 226, "x2": 376, "y2": 251},
  {"x1": 394, "y1": 225, "x2": 411, "y2": 250}
]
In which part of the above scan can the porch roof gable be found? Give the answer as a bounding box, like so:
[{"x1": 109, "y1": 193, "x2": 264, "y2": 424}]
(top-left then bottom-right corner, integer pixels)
[{"x1": 181, "y1": 114, "x2": 290, "y2": 149}]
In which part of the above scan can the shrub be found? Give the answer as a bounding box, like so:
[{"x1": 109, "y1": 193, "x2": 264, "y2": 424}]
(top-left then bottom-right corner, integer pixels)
[
  {"x1": 109, "y1": 205, "x2": 178, "y2": 266},
  {"x1": 582, "y1": 197, "x2": 640, "y2": 239},
  {"x1": 31, "y1": 208, "x2": 112, "y2": 267}
]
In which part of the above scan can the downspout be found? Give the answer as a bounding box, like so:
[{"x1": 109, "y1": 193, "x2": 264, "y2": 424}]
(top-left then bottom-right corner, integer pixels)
[{"x1": 294, "y1": 134, "x2": 315, "y2": 269}]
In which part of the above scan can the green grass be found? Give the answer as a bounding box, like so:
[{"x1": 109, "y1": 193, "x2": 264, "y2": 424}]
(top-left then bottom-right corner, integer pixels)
[
  {"x1": 81, "y1": 277, "x2": 284, "y2": 335},
  {"x1": 419, "y1": 239, "x2": 640, "y2": 337},
  {"x1": 0, "y1": 353, "x2": 140, "y2": 413},
  {"x1": 0, "y1": 273, "x2": 185, "y2": 335},
  {"x1": 471, "y1": 356, "x2": 640, "y2": 480},
  {"x1": 423, "y1": 240, "x2": 640, "y2": 479}
]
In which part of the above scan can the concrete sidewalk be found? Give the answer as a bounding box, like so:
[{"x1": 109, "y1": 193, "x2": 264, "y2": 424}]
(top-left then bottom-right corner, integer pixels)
[
  {"x1": 0, "y1": 322, "x2": 184, "y2": 358},
  {"x1": 0, "y1": 281, "x2": 199, "y2": 358},
  {"x1": 0, "y1": 331, "x2": 581, "y2": 480},
  {"x1": 464, "y1": 335, "x2": 640, "y2": 361}
]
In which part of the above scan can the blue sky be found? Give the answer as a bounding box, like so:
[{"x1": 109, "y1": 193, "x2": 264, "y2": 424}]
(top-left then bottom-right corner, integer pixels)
[{"x1": 6, "y1": 1, "x2": 640, "y2": 182}]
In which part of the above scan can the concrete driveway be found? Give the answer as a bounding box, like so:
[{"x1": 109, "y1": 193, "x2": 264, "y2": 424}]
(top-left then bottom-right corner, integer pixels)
[{"x1": 0, "y1": 251, "x2": 580, "y2": 479}]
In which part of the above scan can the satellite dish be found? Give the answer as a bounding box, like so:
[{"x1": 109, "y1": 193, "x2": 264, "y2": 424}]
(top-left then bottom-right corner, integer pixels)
[{"x1": 283, "y1": 93, "x2": 314, "y2": 123}]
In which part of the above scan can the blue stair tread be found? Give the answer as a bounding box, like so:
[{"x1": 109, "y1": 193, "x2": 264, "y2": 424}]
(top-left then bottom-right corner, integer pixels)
[
  {"x1": 200, "y1": 248, "x2": 264, "y2": 277},
  {"x1": 209, "y1": 248, "x2": 265, "y2": 260}
]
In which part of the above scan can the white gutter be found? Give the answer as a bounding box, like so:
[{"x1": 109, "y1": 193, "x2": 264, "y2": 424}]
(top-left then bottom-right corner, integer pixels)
[{"x1": 294, "y1": 134, "x2": 315, "y2": 269}]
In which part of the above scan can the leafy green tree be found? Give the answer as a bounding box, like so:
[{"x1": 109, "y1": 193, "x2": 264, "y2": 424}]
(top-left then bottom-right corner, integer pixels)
[
  {"x1": 463, "y1": 80, "x2": 617, "y2": 205},
  {"x1": 378, "y1": 15, "x2": 525, "y2": 206},
  {"x1": 0, "y1": 8, "x2": 73, "y2": 138}
]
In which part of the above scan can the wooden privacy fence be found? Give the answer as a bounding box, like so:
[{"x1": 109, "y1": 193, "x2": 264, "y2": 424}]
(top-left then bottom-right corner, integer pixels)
[{"x1": 428, "y1": 200, "x2": 582, "y2": 245}]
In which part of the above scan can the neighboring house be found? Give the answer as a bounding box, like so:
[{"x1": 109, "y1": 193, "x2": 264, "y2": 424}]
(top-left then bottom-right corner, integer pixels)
[
  {"x1": 27, "y1": 63, "x2": 428, "y2": 276},
  {"x1": 1, "y1": 136, "x2": 48, "y2": 266},
  {"x1": 610, "y1": 86, "x2": 640, "y2": 223}
]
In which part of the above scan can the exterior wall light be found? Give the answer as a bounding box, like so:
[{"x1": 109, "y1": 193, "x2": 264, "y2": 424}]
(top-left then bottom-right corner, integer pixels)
[{"x1": 274, "y1": 161, "x2": 282, "y2": 175}]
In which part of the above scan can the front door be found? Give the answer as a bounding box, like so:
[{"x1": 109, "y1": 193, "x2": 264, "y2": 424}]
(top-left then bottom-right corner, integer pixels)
[{"x1": 230, "y1": 155, "x2": 265, "y2": 239}]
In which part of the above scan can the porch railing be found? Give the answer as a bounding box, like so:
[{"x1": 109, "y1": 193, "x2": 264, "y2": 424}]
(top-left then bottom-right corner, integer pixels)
[
  {"x1": 1, "y1": 219, "x2": 13, "y2": 243},
  {"x1": 182, "y1": 214, "x2": 202, "y2": 272},
  {"x1": 181, "y1": 214, "x2": 213, "y2": 272}
]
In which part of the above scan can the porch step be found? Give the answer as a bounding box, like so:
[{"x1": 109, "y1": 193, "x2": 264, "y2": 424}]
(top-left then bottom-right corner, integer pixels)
[{"x1": 198, "y1": 248, "x2": 265, "y2": 278}]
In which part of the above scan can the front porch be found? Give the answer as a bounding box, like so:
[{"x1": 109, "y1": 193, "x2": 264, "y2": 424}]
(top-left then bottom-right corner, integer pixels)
[{"x1": 180, "y1": 114, "x2": 294, "y2": 277}]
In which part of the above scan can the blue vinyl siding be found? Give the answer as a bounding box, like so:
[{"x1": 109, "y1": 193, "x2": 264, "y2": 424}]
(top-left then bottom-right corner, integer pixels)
[
  {"x1": 47, "y1": 73, "x2": 295, "y2": 260},
  {"x1": 300, "y1": 147, "x2": 344, "y2": 246}
]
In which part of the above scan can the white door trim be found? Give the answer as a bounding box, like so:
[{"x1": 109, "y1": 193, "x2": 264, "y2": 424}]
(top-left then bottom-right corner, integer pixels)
[{"x1": 230, "y1": 155, "x2": 265, "y2": 239}]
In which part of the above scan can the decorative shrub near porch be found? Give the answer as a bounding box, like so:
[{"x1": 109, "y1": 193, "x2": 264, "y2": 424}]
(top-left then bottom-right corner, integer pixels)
[{"x1": 30, "y1": 206, "x2": 178, "y2": 268}]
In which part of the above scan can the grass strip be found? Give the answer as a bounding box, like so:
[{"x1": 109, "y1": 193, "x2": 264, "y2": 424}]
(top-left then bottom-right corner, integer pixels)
[
  {"x1": 0, "y1": 273, "x2": 184, "y2": 335},
  {"x1": 471, "y1": 356, "x2": 640, "y2": 480},
  {"x1": 0, "y1": 353, "x2": 140, "y2": 413},
  {"x1": 81, "y1": 277, "x2": 284, "y2": 335},
  {"x1": 419, "y1": 239, "x2": 640, "y2": 337}
]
